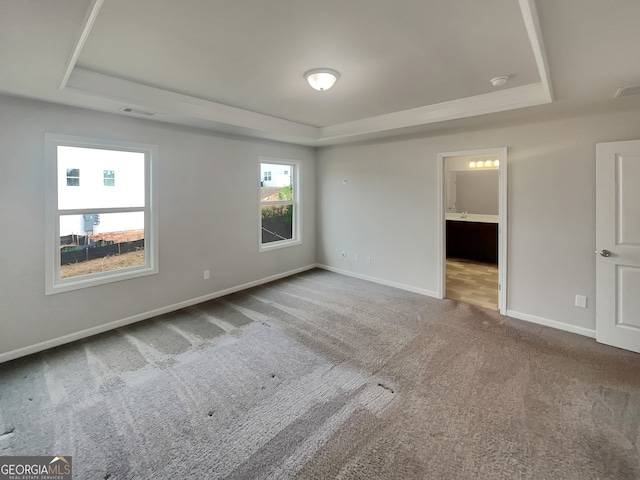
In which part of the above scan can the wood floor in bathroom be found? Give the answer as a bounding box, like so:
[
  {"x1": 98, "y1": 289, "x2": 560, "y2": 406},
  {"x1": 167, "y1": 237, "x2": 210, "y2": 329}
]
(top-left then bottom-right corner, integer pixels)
[{"x1": 446, "y1": 258, "x2": 498, "y2": 310}]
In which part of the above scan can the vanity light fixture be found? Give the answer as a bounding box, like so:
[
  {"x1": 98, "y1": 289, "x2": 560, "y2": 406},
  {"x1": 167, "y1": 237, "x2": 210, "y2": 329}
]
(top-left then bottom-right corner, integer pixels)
[
  {"x1": 469, "y1": 159, "x2": 500, "y2": 169},
  {"x1": 304, "y1": 68, "x2": 340, "y2": 91}
]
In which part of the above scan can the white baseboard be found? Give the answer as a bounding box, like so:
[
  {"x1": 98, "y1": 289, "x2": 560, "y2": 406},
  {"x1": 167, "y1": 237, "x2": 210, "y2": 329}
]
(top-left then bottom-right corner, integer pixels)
[
  {"x1": 2, "y1": 265, "x2": 598, "y2": 363},
  {"x1": 0, "y1": 264, "x2": 317, "y2": 364},
  {"x1": 317, "y1": 266, "x2": 596, "y2": 340},
  {"x1": 316, "y1": 264, "x2": 596, "y2": 338},
  {"x1": 316, "y1": 264, "x2": 439, "y2": 298},
  {"x1": 506, "y1": 309, "x2": 596, "y2": 339}
]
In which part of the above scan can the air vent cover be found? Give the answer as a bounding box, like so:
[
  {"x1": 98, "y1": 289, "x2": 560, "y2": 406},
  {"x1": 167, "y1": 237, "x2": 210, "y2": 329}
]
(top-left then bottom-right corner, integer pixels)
[
  {"x1": 614, "y1": 86, "x2": 640, "y2": 99},
  {"x1": 119, "y1": 107, "x2": 157, "y2": 116}
]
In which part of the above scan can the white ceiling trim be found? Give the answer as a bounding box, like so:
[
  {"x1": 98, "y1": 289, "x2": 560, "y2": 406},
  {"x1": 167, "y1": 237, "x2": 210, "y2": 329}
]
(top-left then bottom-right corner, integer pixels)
[
  {"x1": 518, "y1": 0, "x2": 553, "y2": 102},
  {"x1": 66, "y1": 68, "x2": 320, "y2": 143},
  {"x1": 59, "y1": 0, "x2": 553, "y2": 146},
  {"x1": 59, "y1": 0, "x2": 104, "y2": 90},
  {"x1": 318, "y1": 83, "x2": 550, "y2": 142}
]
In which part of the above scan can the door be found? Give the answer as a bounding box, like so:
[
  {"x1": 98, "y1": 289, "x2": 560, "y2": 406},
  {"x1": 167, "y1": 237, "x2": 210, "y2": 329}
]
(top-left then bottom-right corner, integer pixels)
[{"x1": 596, "y1": 140, "x2": 640, "y2": 353}]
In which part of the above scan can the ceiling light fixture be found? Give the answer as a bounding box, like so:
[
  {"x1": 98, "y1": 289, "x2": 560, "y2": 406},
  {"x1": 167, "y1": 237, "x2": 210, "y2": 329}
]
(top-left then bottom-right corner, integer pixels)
[
  {"x1": 304, "y1": 68, "x2": 340, "y2": 91},
  {"x1": 490, "y1": 76, "x2": 509, "y2": 87}
]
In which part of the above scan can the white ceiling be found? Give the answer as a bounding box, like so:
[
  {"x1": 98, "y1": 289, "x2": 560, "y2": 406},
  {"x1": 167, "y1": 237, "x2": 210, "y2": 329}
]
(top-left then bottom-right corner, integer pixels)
[{"x1": 1, "y1": 0, "x2": 639, "y2": 146}]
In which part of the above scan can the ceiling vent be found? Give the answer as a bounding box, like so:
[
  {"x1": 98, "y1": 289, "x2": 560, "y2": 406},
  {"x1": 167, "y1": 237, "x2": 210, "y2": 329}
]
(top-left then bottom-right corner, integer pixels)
[
  {"x1": 119, "y1": 107, "x2": 157, "y2": 117},
  {"x1": 614, "y1": 86, "x2": 640, "y2": 99}
]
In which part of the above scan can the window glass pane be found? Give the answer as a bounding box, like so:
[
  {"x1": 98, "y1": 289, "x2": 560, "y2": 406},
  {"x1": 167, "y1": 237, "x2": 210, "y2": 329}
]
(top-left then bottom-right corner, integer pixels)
[
  {"x1": 59, "y1": 211, "x2": 145, "y2": 278},
  {"x1": 260, "y1": 163, "x2": 293, "y2": 201},
  {"x1": 57, "y1": 146, "x2": 144, "y2": 210},
  {"x1": 261, "y1": 204, "x2": 293, "y2": 243}
]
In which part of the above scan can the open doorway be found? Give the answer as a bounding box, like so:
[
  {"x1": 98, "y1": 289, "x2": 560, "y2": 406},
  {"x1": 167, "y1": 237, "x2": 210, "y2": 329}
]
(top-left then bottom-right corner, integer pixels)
[{"x1": 437, "y1": 148, "x2": 507, "y2": 314}]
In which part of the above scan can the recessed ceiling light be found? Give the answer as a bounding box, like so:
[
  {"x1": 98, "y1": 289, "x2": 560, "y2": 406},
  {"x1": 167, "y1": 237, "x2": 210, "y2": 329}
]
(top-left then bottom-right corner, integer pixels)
[
  {"x1": 490, "y1": 76, "x2": 509, "y2": 87},
  {"x1": 304, "y1": 68, "x2": 340, "y2": 91}
]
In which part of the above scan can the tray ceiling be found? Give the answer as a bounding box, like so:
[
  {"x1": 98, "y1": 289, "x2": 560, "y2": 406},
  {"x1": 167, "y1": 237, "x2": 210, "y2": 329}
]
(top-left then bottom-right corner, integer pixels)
[{"x1": 1, "y1": 0, "x2": 638, "y2": 145}]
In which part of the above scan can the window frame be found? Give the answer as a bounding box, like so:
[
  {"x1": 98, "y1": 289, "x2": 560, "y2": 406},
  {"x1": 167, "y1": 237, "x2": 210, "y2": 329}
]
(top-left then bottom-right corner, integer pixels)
[
  {"x1": 45, "y1": 133, "x2": 158, "y2": 295},
  {"x1": 258, "y1": 157, "x2": 301, "y2": 252}
]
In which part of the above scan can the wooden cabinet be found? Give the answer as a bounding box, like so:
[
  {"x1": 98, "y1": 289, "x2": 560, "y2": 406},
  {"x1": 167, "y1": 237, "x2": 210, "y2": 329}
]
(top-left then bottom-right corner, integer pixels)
[{"x1": 446, "y1": 220, "x2": 498, "y2": 265}]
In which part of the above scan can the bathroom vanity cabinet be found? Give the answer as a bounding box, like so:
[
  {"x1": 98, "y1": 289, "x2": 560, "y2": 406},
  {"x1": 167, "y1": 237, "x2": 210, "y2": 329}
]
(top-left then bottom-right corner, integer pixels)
[{"x1": 446, "y1": 215, "x2": 498, "y2": 265}]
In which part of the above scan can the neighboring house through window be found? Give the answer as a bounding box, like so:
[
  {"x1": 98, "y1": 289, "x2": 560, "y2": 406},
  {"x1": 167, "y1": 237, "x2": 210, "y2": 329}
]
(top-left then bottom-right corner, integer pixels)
[
  {"x1": 45, "y1": 133, "x2": 158, "y2": 294},
  {"x1": 259, "y1": 159, "x2": 300, "y2": 251}
]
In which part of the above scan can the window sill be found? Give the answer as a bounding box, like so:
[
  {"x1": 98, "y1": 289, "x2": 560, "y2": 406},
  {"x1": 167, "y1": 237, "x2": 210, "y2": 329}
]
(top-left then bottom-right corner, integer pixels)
[
  {"x1": 259, "y1": 238, "x2": 302, "y2": 253},
  {"x1": 46, "y1": 264, "x2": 158, "y2": 295}
]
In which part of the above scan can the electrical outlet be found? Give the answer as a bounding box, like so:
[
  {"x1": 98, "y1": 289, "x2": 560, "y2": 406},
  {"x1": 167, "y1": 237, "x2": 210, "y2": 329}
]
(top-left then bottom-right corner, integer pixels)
[
  {"x1": 366, "y1": 255, "x2": 372, "y2": 264},
  {"x1": 575, "y1": 294, "x2": 587, "y2": 308},
  {"x1": 353, "y1": 253, "x2": 359, "y2": 262},
  {"x1": 203, "y1": 269, "x2": 210, "y2": 280}
]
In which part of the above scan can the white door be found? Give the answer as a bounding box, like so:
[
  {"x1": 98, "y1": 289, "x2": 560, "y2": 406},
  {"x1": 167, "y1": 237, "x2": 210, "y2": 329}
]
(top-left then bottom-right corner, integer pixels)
[{"x1": 596, "y1": 140, "x2": 640, "y2": 353}]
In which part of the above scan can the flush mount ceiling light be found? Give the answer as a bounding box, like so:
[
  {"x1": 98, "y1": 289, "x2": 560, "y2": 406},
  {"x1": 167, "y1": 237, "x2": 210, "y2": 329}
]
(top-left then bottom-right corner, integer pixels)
[
  {"x1": 304, "y1": 68, "x2": 340, "y2": 91},
  {"x1": 490, "y1": 76, "x2": 509, "y2": 87}
]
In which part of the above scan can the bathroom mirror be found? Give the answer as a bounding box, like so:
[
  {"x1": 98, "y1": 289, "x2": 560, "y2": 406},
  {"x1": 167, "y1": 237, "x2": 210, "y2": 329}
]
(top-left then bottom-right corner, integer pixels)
[{"x1": 446, "y1": 170, "x2": 499, "y2": 215}]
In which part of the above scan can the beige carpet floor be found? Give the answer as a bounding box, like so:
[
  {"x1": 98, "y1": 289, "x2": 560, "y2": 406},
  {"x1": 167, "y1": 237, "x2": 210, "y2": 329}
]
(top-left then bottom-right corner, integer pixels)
[{"x1": 1, "y1": 269, "x2": 640, "y2": 479}]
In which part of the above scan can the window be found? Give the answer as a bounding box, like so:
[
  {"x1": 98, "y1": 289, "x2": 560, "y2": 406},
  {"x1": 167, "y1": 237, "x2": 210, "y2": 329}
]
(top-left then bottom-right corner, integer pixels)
[
  {"x1": 103, "y1": 170, "x2": 115, "y2": 186},
  {"x1": 66, "y1": 168, "x2": 80, "y2": 186},
  {"x1": 263, "y1": 171, "x2": 272, "y2": 182},
  {"x1": 45, "y1": 133, "x2": 158, "y2": 294},
  {"x1": 259, "y1": 159, "x2": 300, "y2": 251}
]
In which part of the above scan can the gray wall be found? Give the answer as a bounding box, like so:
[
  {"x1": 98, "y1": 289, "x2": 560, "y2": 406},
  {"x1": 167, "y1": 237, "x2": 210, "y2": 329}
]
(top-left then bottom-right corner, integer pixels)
[
  {"x1": 316, "y1": 108, "x2": 640, "y2": 333},
  {"x1": 455, "y1": 170, "x2": 499, "y2": 215},
  {"x1": 5, "y1": 90, "x2": 640, "y2": 356},
  {"x1": 0, "y1": 95, "x2": 316, "y2": 357}
]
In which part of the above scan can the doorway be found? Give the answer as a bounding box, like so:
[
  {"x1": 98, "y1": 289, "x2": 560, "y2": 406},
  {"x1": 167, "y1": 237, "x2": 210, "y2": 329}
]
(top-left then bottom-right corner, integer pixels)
[{"x1": 437, "y1": 148, "x2": 507, "y2": 314}]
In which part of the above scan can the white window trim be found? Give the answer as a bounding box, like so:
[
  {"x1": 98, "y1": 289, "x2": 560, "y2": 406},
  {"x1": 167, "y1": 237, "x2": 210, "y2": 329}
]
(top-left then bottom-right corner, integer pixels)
[
  {"x1": 44, "y1": 133, "x2": 159, "y2": 295},
  {"x1": 258, "y1": 157, "x2": 301, "y2": 252}
]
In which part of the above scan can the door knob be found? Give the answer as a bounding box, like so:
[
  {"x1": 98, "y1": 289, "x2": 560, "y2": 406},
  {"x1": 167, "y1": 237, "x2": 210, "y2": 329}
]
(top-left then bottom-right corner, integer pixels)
[{"x1": 596, "y1": 249, "x2": 611, "y2": 257}]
